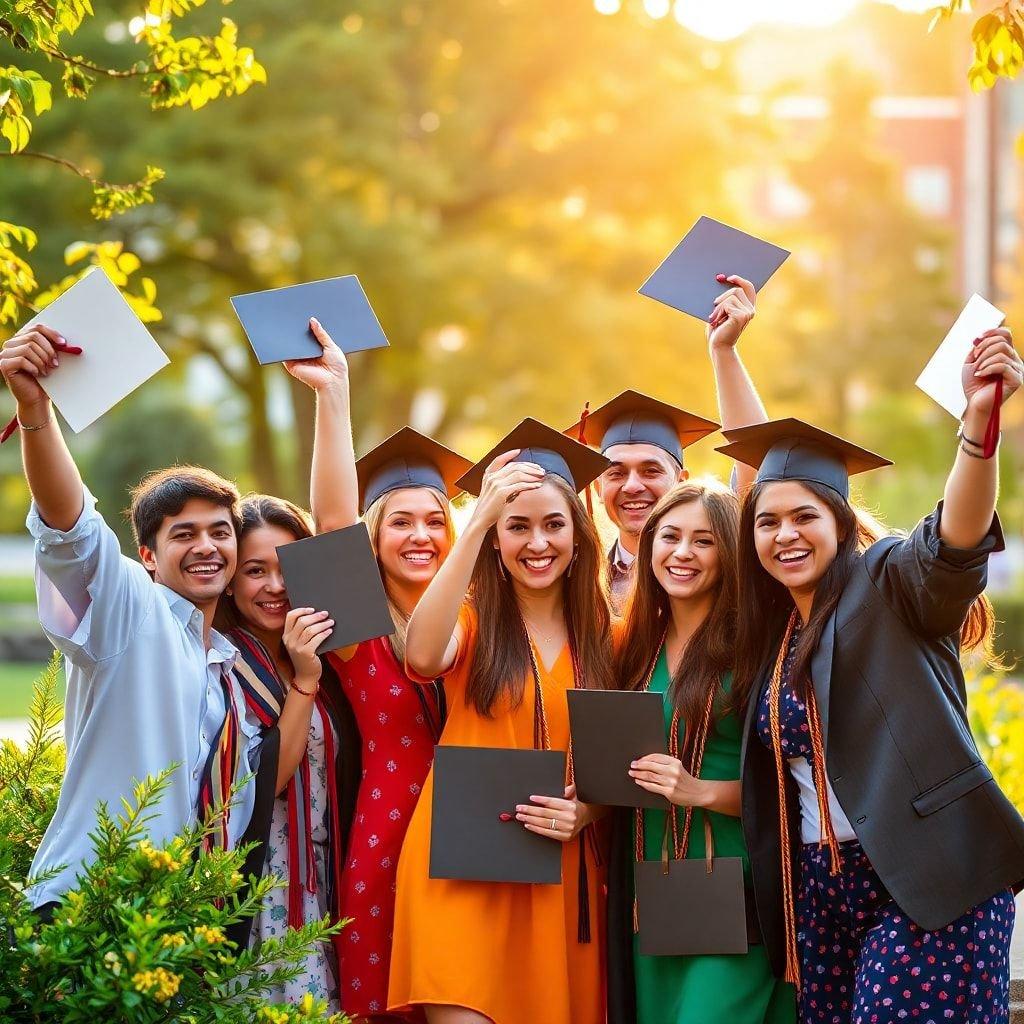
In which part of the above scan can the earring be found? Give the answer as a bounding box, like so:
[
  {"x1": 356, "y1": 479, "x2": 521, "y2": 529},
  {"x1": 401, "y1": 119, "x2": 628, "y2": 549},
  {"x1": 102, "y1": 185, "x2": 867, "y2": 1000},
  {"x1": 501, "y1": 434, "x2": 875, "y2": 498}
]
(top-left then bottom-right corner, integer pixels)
[
  {"x1": 225, "y1": 587, "x2": 233, "y2": 597},
  {"x1": 495, "y1": 548, "x2": 509, "y2": 581}
]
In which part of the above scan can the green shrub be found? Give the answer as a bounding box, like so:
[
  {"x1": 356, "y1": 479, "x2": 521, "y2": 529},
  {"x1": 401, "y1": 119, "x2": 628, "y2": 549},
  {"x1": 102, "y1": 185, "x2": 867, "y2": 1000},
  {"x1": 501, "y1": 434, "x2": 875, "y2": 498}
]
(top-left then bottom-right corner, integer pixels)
[
  {"x1": 967, "y1": 664, "x2": 1024, "y2": 815},
  {"x1": 991, "y1": 591, "x2": 1024, "y2": 669},
  {"x1": 0, "y1": 658, "x2": 350, "y2": 1023}
]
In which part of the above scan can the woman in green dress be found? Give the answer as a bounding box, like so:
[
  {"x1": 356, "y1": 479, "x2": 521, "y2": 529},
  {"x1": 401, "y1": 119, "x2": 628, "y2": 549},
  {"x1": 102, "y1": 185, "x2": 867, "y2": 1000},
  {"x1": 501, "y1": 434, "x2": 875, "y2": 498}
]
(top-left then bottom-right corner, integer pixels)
[{"x1": 607, "y1": 479, "x2": 795, "y2": 1024}]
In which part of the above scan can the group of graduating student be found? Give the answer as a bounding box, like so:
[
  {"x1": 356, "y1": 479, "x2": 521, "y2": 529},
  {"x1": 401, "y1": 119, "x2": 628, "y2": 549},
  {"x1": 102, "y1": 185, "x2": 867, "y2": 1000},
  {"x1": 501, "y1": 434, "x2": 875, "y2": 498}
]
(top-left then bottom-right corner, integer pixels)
[{"x1": 3, "y1": 264, "x2": 1024, "y2": 1024}]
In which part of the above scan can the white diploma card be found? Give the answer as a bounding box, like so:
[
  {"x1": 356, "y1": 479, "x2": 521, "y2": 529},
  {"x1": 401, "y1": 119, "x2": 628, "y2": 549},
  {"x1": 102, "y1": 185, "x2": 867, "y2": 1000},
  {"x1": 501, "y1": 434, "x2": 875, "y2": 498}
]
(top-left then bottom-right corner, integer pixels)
[
  {"x1": 916, "y1": 294, "x2": 1005, "y2": 419},
  {"x1": 22, "y1": 267, "x2": 169, "y2": 432}
]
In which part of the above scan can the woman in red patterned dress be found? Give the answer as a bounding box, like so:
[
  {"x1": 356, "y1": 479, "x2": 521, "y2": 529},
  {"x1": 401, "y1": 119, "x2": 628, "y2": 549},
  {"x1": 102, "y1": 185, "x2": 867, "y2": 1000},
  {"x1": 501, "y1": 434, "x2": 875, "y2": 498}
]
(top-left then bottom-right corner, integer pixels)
[{"x1": 288, "y1": 318, "x2": 471, "y2": 1022}]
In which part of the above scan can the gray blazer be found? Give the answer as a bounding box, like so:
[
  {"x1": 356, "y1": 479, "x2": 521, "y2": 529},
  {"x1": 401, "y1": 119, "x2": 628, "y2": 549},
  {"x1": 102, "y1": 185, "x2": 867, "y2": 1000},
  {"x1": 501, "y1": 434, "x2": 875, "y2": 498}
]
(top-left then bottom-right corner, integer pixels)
[{"x1": 741, "y1": 503, "x2": 1024, "y2": 979}]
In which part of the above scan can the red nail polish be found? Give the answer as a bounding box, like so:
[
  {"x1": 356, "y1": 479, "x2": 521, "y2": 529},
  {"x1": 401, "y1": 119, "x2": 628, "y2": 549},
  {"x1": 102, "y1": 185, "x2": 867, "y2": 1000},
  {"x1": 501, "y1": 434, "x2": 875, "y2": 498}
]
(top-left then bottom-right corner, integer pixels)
[
  {"x1": 498, "y1": 812, "x2": 513, "y2": 822},
  {"x1": 716, "y1": 274, "x2": 727, "y2": 282},
  {"x1": 61, "y1": 344, "x2": 83, "y2": 355}
]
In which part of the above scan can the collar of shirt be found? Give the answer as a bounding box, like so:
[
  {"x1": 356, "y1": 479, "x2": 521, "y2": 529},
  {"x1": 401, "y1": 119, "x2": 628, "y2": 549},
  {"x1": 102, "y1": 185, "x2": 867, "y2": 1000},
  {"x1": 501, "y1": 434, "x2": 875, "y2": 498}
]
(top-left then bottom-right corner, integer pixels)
[
  {"x1": 154, "y1": 583, "x2": 237, "y2": 668},
  {"x1": 612, "y1": 539, "x2": 636, "y2": 571}
]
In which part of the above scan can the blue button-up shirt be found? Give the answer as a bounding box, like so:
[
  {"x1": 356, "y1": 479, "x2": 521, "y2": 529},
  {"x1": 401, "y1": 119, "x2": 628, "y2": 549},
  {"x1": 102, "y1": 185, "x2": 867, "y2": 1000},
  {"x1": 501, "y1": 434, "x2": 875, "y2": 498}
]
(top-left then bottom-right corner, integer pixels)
[{"x1": 26, "y1": 490, "x2": 261, "y2": 905}]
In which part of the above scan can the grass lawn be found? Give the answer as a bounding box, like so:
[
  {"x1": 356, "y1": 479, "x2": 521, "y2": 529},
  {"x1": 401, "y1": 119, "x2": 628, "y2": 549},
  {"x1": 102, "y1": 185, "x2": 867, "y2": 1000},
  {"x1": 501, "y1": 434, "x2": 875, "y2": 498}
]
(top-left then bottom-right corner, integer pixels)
[{"x1": 0, "y1": 661, "x2": 61, "y2": 719}]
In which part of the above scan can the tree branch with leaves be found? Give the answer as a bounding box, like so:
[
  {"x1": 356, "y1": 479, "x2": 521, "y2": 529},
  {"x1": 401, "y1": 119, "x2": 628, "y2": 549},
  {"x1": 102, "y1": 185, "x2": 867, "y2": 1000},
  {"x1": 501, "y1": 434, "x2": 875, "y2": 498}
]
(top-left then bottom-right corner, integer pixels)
[{"x1": 0, "y1": 0, "x2": 266, "y2": 325}]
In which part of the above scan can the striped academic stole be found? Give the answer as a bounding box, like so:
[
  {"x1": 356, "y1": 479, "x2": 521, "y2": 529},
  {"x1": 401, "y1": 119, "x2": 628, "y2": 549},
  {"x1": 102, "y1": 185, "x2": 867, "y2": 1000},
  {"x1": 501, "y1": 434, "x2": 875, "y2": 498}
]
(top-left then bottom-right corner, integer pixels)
[
  {"x1": 228, "y1": 628, "x2": 343, "y2": 930},
  {"x1": 198, "y1": 668, "x2": 241, "y2": 852}
]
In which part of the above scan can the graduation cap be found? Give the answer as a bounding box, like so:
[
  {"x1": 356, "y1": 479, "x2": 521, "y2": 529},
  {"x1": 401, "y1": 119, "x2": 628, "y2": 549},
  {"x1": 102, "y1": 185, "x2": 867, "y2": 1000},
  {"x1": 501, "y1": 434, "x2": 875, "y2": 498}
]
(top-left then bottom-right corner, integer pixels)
[
  {"x1": 430, "y1": 745, "x2": 565, "y2": 884},
  {"x1": 356, "y1": 427, "x2": 473, "y2": 514},
  {"x1": 566, "y1": 390, "x2": 719, "y2": 468},
  {"x1": 276, "y1": 522, "x2": 395, "y2": 653},
  {"x1": 716, "y1": 418, "x2": 892, "y2": 500},
  {"x1": 12, "y1": 267, "x2": 169, "y2": 434},
  {"x1": 456, "y1": 418, "x2": 610, "y2": 497},
  {"x1": 230, "y1": 275, "x2": 389, "y2": 365},
  {"x1": 639, "y1": 216, "x2": 789, "y2": 322}
]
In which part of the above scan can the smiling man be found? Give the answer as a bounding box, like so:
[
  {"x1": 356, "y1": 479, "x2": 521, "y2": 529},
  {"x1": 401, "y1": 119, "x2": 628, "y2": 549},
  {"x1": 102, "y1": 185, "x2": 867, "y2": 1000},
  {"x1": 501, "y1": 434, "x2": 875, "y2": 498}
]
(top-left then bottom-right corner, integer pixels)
[{"x1": 0, "y1": 323, "x2": 270, "y2": 911}]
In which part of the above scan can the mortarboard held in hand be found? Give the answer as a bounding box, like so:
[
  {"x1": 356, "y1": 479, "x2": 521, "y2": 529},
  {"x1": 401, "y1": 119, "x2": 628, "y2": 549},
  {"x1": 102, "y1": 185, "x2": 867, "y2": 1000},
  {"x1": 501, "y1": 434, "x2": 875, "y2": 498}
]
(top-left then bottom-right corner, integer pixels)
[
  {"x1": 356, "y1": 427, "x2": 473, "y2": 515},
  {"x1": 567, "y1": 689, "x2": 668, "y2": 808},
  {"x1": 639, "y1": 216, "x2": 789, "y2": 322},
  {"x1": 566, "y1": 389, "x2": 719, "y2": 469},
  {"x1": 715, "y1": 418, "x2": 892, "y2": 499},
  {"x1": 230, "y1": 275, "x2": 389, "y2": 365},
  {"x1": 8, "y1": 266, "x2": 169, "y2": 434},
  {"x1": 916, "y1": 293, "x2": 1006, "y2": 420},
  {"x1": 276, "y1": 522, "x2": 394, "y2": 654},
  {"x1": 456, "y1": 417, "x2": 611, "y2": 497},
  {"x1": 429, "y1": 745, "x2": 566, "y2": 884}
]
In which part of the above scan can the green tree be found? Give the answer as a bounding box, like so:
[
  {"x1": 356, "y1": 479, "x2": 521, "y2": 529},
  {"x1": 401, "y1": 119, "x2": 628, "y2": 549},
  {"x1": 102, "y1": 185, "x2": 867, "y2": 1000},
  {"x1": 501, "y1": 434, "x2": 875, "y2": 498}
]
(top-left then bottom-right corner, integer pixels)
[
  {"x1": 3, "y1": 1, "x2": 750, "y2": 497},
  {"x1": 931, "y1": 0, "x2": 1024, "y2": 91},
  {"x1": 0, "y1": 0, "x2": 265, "y2": 323}
]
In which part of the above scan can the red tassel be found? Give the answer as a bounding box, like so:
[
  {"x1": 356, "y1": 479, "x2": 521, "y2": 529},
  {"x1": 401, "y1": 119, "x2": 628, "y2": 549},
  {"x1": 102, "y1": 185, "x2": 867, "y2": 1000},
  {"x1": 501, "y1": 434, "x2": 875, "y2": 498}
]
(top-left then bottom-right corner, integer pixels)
[
  {"x1": 576, "y1": 402, "x2": 595, "y2": 518},
  {"x1": 983, "y1": 378, "x2": 1003, "y2": 459},
  {"x1": 286, "y1": 783, "x2": 304, "y2": 929},
  {"x1": 0, "y1": 415, "x2": 17, "y2": 444}
]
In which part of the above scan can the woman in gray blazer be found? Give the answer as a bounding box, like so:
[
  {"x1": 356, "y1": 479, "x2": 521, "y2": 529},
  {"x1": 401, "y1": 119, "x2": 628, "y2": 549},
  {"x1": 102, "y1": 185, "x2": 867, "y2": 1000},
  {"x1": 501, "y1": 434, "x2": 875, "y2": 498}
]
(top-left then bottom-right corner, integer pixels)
[{"x1": 724, "y1": 325, "x2": 1024, "y2": 1024}]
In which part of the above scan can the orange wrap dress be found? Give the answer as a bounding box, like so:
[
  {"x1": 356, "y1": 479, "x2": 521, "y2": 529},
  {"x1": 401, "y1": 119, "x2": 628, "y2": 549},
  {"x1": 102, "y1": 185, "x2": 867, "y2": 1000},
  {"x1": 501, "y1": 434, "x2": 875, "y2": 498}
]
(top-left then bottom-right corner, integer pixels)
[{"x1": 387, "y1": 604, "x2": 607, "y2": 1023}]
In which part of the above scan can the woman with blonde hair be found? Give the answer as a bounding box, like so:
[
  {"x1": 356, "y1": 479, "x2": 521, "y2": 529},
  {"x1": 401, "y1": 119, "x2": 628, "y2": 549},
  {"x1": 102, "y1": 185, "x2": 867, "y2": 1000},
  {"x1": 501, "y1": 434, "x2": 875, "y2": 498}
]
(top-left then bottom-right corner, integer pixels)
[
  {"x1": 287, "y1": 319, "x2": 471, "y2": 1022},
  {"x1": 608, "y1": 480, "x2": 794, "y2": 1024}
]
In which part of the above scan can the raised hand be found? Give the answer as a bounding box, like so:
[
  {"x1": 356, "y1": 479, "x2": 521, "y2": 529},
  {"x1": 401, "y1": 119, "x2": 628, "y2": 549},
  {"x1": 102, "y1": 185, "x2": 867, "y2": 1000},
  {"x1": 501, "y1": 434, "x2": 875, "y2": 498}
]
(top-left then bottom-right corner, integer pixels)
[
  {"x1": 283, "y1": 317, "x2": 350, "y2": 393},
  {"x1": 707, "y1": 274, "x2": 756, "y2": 352},
  {"x1": 962, "y1": 326, "x2": 1022, "y2": 417},
  {"x1": 469, "y1": 449, "x2": 545, "y2": 529},
  {"x1": 0, "y1": 324, "x2": 83, "y2": 410},
  {"x1": 282, "y1": 607, "x2": 335, "y2": 692}
]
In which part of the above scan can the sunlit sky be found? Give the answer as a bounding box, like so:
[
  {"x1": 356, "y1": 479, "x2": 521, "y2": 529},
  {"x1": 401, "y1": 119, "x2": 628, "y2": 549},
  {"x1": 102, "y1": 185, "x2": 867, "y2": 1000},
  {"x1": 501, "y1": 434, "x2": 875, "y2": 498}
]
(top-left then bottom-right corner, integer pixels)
[{"x1": 594, "y1": 0, "x2": 939, "y2": 42}]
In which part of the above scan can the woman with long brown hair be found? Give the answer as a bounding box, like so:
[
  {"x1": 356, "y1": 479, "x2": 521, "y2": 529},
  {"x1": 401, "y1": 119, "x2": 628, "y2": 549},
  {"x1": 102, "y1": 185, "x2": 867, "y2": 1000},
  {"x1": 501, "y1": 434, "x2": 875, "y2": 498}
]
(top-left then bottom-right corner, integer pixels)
[
  {"x1": 388, "y1": 419, "x2": 613, "y2": 1024},
  {"x1": 607, "y1": 480, "x2": 795, "y2": 1024},
  {"x1": 725, "y1": 325, "x2": 1024, "y2": 1024}
]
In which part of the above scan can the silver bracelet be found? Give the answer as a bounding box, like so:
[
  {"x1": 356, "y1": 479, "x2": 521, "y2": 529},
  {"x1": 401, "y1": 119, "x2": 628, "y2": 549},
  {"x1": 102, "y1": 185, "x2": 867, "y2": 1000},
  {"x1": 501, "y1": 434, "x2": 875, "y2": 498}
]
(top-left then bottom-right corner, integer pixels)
[{"x1": 18, "y1": 412, "x2": 51, "y2": 432}]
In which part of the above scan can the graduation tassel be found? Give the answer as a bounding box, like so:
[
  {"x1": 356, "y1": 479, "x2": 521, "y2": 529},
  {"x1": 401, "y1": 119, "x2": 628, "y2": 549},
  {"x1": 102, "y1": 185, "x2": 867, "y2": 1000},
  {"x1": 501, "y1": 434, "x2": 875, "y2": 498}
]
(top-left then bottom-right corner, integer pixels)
[
  {"x1": 983, "y1": 377, "x2": 1003, "y2": 458},
  {"x1": 576, "y1": 401, "x2": 595, "y2": 518},
  {"x1": 577, "y1": 841, "x2": 592, "y2": 943}
]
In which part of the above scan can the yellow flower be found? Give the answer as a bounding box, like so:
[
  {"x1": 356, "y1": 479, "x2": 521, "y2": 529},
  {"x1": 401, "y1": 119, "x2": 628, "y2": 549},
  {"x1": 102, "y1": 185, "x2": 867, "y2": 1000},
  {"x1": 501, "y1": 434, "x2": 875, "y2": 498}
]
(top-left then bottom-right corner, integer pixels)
[
  {"x1": 132, "y1": 966, "x2": 181, "y2": 1003},
  {"x1": 159, "y1": 932, "x2": 186, "y2": 949},
  {"x1": 103, "y1": 951, "x2": 122, "y2": 977},
  {"x1": 137, "y1": 838, "x2": 183, "y2": 871},
  {"x1": 300, "y1": 993, "x2": 315, "y2": 1013},
  {"x1": 193, "y1": 924, "x2": 225, "y2": 945},
  {"x1": 257, "y1": 1009, "x2": 290, "y2": 1024}
]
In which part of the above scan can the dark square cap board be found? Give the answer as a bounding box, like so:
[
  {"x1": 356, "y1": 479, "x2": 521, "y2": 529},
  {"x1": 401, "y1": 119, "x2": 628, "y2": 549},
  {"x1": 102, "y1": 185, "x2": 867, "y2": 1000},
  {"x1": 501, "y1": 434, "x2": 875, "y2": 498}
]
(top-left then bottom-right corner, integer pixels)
[
  {"x1": 230, "y1": 274, "x2": 389, "y2": 365},
  {"x1": 276, "y1": 522, "x2": 394, "y2": 654},
  {"x1": 429, "y1": 745, "x2": 566, "y2": 884},
  {"x1": 21, "y1": 266, "x2": 169, "y2": 432},
  {"x1": 356, "y1": 426, "x2": 473, "y2": 514},
  {"x1": 716, "y1": 417, "x2": 891, "y2": 500},
  {"x1": 566, "y1": 389, "x2": 719, "y2": 466},
  {"x1": 639, "y1": 216, "x2": 790, "y2": 322},
  {"x1": 567, "y1": 689, "x2": 669, "y2": 809},
  {"x1": 456, "y1": 417, "x2": 610, "y2": 496}
]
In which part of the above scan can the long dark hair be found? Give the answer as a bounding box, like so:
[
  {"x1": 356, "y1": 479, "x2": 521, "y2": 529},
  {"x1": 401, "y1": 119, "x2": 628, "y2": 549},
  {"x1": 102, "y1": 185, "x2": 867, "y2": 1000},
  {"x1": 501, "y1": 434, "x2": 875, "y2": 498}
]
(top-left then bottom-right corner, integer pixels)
[
  {"x1": 465, "y1": 475, "x2": 614, "y2": 716},
  {"x1": 214, "y1": 493, "x2": 313, "y2": 635},
  {"x1": 616, "y1": 481, "x2": 740, "y2": 754},
  {"x1": 733, "y1": 479, "x2": 997, "y2": 711}
]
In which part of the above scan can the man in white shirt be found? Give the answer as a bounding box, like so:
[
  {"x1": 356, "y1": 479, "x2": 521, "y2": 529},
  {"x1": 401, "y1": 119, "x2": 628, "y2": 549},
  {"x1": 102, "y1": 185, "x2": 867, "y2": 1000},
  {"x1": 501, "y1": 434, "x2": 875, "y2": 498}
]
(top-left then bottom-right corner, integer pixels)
[{"x1": 1, "y1": 322, "x2": 271, "y2": 915}]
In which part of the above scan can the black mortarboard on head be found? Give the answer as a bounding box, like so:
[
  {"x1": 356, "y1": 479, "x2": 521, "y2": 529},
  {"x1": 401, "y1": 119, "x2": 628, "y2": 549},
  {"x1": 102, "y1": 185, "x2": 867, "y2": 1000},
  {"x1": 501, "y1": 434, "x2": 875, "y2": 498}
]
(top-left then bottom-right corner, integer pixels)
[
  {"x1": 715, "y1": 418, "x2": 892, "y2": 500},
  {"x1": 456, "y1": 418, "x2": 611, "y2": 497},
  {"x1": 566, "y1": 389, "x2": 719, "y2": 467},
  {"x1": 356, "y1": 427, "x2": 473, "y2": 514}
]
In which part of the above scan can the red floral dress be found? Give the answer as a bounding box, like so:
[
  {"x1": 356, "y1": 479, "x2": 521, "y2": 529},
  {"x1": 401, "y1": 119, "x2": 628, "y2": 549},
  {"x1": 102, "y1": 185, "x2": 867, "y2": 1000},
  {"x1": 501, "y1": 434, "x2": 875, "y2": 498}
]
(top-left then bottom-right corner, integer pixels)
[{"x1": 327, "y1": 637, "x2": 442, "y2": 1020}]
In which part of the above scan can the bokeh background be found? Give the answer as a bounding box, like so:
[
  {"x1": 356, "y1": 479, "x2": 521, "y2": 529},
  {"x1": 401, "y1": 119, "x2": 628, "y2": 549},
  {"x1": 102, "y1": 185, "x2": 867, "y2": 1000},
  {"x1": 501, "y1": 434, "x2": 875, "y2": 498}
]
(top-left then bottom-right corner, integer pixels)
[{"x1": 1, "y1": 0, "x2": 1022, "y2": 725}]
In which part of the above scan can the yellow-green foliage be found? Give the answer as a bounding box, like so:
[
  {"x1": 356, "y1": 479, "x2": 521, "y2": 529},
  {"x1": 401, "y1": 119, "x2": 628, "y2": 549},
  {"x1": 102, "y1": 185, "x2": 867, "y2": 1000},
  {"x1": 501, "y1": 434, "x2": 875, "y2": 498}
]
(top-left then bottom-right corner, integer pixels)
[{"x1": 967, "y1": 665, "x2": 1024, "y2": 814}]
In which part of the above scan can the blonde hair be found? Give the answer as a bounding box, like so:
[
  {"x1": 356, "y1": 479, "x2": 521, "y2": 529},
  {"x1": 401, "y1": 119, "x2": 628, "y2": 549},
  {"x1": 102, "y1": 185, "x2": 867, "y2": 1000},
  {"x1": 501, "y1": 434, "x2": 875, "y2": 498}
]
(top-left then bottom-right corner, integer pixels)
[{"x1": 363, "y1": 486, "x2": 456, "y2": 662}]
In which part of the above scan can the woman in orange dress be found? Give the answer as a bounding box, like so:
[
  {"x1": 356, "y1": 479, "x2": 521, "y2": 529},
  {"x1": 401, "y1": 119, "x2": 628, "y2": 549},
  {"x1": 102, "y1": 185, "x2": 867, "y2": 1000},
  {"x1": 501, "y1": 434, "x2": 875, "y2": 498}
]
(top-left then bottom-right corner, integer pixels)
[{"x1": 388, "y1": 420, "x2": 614, "y2": 1024}]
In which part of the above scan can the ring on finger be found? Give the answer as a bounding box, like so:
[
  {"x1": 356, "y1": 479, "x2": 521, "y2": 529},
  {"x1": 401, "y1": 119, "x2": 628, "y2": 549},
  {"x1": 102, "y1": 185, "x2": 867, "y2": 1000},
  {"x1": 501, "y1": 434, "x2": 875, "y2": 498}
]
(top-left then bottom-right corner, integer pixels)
[{"x1": 550, "y1": 818, "x2": 557, "y2": 831}]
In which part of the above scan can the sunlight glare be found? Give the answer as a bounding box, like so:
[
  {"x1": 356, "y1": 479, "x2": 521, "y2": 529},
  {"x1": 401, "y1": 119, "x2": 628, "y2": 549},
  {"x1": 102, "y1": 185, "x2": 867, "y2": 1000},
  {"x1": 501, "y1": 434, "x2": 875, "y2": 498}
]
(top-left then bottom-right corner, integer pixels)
[{"x1": 672, "y1": 0, "x2": 858, "y2": 41}]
